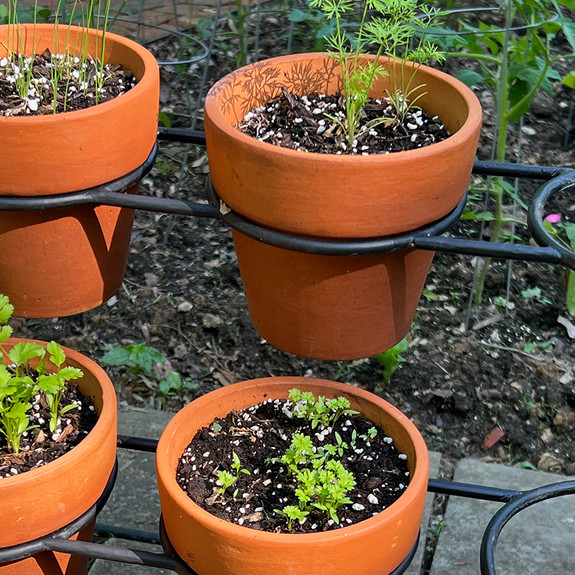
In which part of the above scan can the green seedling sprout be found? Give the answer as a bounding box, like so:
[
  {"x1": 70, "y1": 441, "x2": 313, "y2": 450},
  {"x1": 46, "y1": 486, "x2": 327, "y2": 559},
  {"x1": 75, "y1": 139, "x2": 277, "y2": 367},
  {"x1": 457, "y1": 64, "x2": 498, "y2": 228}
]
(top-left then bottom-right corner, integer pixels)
[
  {"x1": 288, "y1": 388, "x2": 358, "y2": 428},
  {"x1": 0, "y1": 294, "x2": 84, "y2": 452},
  {"x1": 372, "y1": 337, "x2": 409, "y2": 386},
  {"x1": 216, "y1": 451, "x2": 250, "y2": 501}
]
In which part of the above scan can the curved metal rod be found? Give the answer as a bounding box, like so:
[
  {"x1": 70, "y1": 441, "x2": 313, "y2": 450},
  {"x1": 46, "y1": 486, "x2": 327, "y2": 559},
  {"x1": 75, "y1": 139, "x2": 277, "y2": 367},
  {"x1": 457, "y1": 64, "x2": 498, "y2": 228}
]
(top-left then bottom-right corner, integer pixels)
[
  {"x1": 207, "y1": 180, "x2": 466, "y2": 256},
  {"x1": 480, "y1": 480, "x2": 575, "y2": 575},
  {"x1": 528, "y1": 170, "x2": 575, "y2": 271},
  {"x1": 0, "y1": 144, "x2": 220, "y2": 219},
  {"x1": 0, "y1": 145, "x2": 158, "y2": 211},
  {"x1": 0, "y1": 462, "x2": 118, "y2": 563}
]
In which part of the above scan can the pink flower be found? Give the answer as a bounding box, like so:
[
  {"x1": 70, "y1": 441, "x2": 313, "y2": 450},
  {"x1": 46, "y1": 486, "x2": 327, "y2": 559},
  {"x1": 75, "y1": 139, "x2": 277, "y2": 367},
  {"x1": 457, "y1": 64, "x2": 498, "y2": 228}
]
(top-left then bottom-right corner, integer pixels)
[{"x1": 544, "y1": 214, "x2": 562, "y2": 224}]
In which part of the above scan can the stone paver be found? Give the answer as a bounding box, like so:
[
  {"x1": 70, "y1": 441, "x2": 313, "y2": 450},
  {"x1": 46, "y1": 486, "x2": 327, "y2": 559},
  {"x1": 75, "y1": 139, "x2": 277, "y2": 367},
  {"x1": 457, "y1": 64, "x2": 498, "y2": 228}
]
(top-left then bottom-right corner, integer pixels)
[{"x1": 429, "y1": 458, "x2": 575, "y2": 575}]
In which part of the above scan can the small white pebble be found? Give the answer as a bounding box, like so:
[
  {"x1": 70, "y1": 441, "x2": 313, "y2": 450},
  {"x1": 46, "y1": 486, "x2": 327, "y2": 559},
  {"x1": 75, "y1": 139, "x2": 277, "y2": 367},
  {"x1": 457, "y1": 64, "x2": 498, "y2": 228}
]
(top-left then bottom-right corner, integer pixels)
[
  {"x1": 367, "y1": 494, "x2": 379, "y2": 505},
  {"x1": 384, "y1": 437, "x2": 393, "y2": 444},
  {"x1": 398, "y1": 454, "x2": 408, "y2": 460},
  {"x1": 352, "y1": 503, "x2": 365, "y2": 511}
]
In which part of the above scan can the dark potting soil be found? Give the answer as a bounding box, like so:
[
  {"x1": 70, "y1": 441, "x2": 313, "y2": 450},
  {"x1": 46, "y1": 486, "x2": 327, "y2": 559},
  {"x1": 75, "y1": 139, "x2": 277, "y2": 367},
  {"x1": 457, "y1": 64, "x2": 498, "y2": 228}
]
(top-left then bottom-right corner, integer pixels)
[
  {"x1": 238, "y1": 88, "x2": 450, "y2": 155},
  {"x1": 0, "y1": 49, "x2": 135, "y2": 116},
  {"x1": 0, "y1": 385, "x2": 98, "y2": 477},
  {"x1": 176, "y1": 397, "x2": 410, "y2": 534}
]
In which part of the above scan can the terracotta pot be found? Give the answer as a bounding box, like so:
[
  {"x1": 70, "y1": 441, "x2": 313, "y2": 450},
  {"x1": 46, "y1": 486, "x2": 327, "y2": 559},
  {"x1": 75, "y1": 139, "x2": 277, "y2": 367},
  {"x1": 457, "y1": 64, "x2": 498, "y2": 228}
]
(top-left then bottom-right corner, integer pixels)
[
  {"x1": 0, "y1": 338, "x2": 117, "y2": 574},
  {"x1": 204, "y1": 53, "x2": 481, "y2": 360},
  {"x1": 0, "y1": 24, "x2": 159, "y2": 318},
  {"x1": 157, "y1": 377, "x2": 429, "y2": 575}
]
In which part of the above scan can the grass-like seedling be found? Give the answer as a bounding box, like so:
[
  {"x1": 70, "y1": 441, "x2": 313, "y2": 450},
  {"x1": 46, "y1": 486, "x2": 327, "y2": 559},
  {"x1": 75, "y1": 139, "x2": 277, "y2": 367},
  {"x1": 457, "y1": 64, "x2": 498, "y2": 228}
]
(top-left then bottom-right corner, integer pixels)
[
  {"x1": 1, "y1": 0, "x2": 120, "y2": 114},
  {"x1": 0, "y1": 294, "x2": 84, "y2": 453},
  {"x1": 308, "y1": 0, "x2": 444, "y2": 145}
]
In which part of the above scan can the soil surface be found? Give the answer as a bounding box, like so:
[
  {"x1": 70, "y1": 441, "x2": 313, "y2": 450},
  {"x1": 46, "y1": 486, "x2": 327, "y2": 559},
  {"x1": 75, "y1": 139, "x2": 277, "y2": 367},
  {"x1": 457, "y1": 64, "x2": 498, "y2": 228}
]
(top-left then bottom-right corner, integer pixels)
[
  {"x1": 0, "y1": 50, "x2": 135, "y2": 116},
  {"x1": 177, "y1": 395, "x2": 409, "y2": 533},
  {"x1": 11, "y1": 10, "x2": 575, "y2": 481},
  {"x1": 238, "y1": 88, "x2": 449, "y2": 154},
  {"x1": 0, "y1": 385, "x2": 98, "y2": 477}
]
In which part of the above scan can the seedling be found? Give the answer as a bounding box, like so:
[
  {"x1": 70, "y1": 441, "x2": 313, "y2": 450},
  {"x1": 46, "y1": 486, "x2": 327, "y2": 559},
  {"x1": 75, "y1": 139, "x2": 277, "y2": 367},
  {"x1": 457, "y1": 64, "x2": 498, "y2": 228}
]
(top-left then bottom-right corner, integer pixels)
[
  {"x1": 308, "y1": 0, "x2": 444, "y2": 145},
  {"x1": 273, "y1": 431, "x2": 356, "y2": 525},
  {"x1": 274, "y1": 505, "x2": 309, "y2": 530},
  {"x1": 288, "y1": 388, "x2": 358, "y2": 429},
  {"x1": 0, "y1": 294, "x2": 84, "y2": 452},
  {"x1": 372, "y1": 338, "x2": 409, "y2": 386},
  {"x1": 216, "y1": 470, "x2": 237, "y2": 498},
  {"x1": 101, "y1": 342, "x2": 166, "y2": 376}
]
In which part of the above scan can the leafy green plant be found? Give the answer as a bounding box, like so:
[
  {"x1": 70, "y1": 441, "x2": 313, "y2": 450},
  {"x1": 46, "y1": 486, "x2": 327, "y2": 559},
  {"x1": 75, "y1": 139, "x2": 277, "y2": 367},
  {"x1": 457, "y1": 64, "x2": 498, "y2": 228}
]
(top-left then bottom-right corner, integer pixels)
[
  {"x1": 0, "y1": 294, "x2": 83, "y2": 452},
  {"x1": 217, "y1": 451, "x2": 251, "y2": 500},
  {"x1": 273, "y1": 431, "x2": 355, "y2": 524},
  {"x1": 158, "y1": 372, "x2": 198, "y2": 406},
  {"x1": 288, "y1": 387, "x2": 358, "y2": 428},
  {"x1": 372, "y1": 337, "x2": 409, "y2": 386},
  {"x1": 430, "y1": 0, "x2": 575, "y2": 307},
  {"x1": 101, "y1": 342, "x2": 166, "y2": 376},
  {"x1": 308, "y1": 0, "x2": 444, "y2": 145}
]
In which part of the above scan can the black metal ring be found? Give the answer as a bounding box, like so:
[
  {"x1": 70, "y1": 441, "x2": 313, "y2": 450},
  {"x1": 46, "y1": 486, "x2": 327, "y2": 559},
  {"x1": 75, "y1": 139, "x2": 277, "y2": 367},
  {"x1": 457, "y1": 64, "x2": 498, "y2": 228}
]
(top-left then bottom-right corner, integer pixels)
[
  {"x1": 0, "y1": 144, "x2": 158, "y2": 211},
  {"x1": 0, "y1": 461, "x2": 118, "y2": 564},
  {"x1": 480, "y1": 480, "x2": 575, "y2": 575},
  {"x1": 206, "y1": 177, "x2": 466, "y2": 256},
  {"x1": 528, "y1": 170, "x2": 575, "y2": 270}
]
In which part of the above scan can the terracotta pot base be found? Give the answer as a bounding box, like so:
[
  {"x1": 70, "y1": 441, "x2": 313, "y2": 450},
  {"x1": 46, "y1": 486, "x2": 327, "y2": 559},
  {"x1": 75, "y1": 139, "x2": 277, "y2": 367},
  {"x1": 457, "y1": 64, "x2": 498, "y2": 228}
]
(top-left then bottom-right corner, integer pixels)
[{"x1": 233, "y1": 230, "x2": 435, "y2": 360}]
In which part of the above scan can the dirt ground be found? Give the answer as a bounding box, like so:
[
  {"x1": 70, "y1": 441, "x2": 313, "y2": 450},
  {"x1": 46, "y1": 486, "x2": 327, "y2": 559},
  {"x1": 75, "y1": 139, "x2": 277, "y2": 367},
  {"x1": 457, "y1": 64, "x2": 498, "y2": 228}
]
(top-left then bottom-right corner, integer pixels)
[{"x1": 12, "y1": 9, "x2": 575, "y2": 477}]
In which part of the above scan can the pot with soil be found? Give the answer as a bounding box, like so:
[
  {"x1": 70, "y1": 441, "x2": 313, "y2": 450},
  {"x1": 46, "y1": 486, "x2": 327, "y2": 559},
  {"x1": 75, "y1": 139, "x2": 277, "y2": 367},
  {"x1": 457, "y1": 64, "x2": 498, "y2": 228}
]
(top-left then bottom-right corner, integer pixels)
[
  {"x1": 204, "y1": 49, "x2": 481, "y2": 360},
  {"x1": 156, "y1": 376, "x2": 429, "y2": 575},
  {"x1": 0, "y1": 23, "x2": 159, "y2": 318},
  {"x1": 0, "y1": 298, "x2": 117, "y2": 574}
]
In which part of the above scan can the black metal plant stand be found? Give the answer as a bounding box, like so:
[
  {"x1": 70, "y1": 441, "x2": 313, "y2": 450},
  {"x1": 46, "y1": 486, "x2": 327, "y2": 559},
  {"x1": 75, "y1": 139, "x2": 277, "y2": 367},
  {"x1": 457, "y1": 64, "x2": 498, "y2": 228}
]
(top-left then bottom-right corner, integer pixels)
[{"x1": 0, "y1": 127, "x2": 574, "y2": 574}]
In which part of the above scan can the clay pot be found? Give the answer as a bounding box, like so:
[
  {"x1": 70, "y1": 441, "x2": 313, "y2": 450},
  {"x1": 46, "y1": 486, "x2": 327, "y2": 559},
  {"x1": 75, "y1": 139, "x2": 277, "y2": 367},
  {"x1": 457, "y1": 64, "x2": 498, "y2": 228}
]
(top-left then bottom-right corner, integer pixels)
[
  {"x1": 156, "y1": 377, "x2": 429, "y2": 575},
  {"x1": 204, "y1": 53, "x2": 482, "y2": 359},
  {"x1": 0, "y1": 24, "x2": 159, "y2": 318},
  {"x1": 0, "y1": 339, "x2": 117, "y2": 574}
]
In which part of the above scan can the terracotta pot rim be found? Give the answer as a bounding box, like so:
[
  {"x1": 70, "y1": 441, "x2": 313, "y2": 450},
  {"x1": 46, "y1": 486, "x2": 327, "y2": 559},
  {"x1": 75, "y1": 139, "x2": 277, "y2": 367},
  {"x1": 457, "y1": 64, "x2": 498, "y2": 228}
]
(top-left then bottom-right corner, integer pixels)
[
  {"x1": 0, "y1": 337, "x2": 116, "y2": 487},
  {"x1": 157, "y1": 376, "x2": 429, "y2": 542},
  {"x1": 0, "y1": 24, "x2": 158, "y2": 125},
  {"x1": 205, "y1": 52, "x2": 483, "y2": 162}
]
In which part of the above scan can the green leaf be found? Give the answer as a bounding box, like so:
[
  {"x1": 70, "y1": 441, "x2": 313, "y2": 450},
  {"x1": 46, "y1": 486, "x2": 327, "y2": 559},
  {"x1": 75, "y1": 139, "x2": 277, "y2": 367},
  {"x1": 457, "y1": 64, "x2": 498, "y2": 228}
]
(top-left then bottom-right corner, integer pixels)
[
  {"x1": 567, "y1": 271, "x2": 575, "y2": 316},
  {"x1": 0, "y1": 325, "x2": 13, "y2": 343},
  {"x1": 562, "y1": 72, "x2": 575, "y2": 89},
  {"x1": 57, "y1": 366, "x2": 84, "y2": 382},
  {"x1": 456, "y1": 69, "x2": 485, "y2": 88},
  {"x1": 0, "y1": 295, "x2": 14, "y2": 324},
  {"x1": 9, "y1": 342, "x2": 45, "y2": 366},
  {"x1": 47, "y1": 341, "x2": 66, "y2": 368},
  {"x1": 37, "y1": 374, "x2": 62, "y2": 394},
  {"x1": 101, "y1": 346, "x2": 132, "y2": 366}
]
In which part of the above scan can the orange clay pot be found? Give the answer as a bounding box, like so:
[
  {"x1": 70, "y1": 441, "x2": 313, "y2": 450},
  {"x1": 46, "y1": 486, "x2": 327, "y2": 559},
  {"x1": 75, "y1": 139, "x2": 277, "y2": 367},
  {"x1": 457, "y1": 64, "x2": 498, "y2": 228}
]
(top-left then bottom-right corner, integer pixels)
[
  {"x1": 0, "y1": 24, "x2": 159, "y2": 318},
  {"x1": 204, "y1": 54, "x2": 481, "y2": 360},
  {"x1": 0, "y1": 338, "x2": 117, "y2": 574},
  {"x1": 157, "y1": 377, "x2": 429, "y2": 575}
]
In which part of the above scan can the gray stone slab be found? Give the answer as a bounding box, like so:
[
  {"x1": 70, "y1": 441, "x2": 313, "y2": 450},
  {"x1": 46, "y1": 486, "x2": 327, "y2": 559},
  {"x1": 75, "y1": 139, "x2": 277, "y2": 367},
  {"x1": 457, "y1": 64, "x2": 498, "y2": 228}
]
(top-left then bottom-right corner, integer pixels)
[
  {"x1": 429, "y1": 458, "x2": 575, "y2": 575},
  {"x1": 89, "y1": 408, "x2": 175, "y2": 575},
  {"x1": 405, "y1": 451, "x2": 443, "y2": 575}
]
